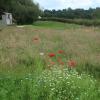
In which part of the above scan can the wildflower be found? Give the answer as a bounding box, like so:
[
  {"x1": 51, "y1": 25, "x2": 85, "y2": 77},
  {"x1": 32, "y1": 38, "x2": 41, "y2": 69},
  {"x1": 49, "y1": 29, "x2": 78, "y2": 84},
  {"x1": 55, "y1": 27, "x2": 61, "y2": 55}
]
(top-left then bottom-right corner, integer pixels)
[
  {"x1": 67, "y1": 60, "x2": 77, "y2": 68},
  {"x1": 48, "y1": 53, "x2": 56, "y2": 57},
  {"x1": 50, "y1": 61, "x2": 55, "y2": 65},
  {"x1": 40, "y1": 52, "x2": 44, "y2": 56},
  {"x1": 58, "y1": 50, "x2": 64, "y2": 54},
  {"x1": 48, "y1": 59, "x2": 55, "y2": 66},
  {"x1": 48, "y1": 65, "x2": 51, "y2": 68},
  {"x1": 60, "y1": 62, "x2": 64, "y2": 65},
  {"x1": 57, "y1": 57, "x2": 64, "y2": 65},
  {"x1": 57, "y1": 57, "x2": 62, "y2": 62}
]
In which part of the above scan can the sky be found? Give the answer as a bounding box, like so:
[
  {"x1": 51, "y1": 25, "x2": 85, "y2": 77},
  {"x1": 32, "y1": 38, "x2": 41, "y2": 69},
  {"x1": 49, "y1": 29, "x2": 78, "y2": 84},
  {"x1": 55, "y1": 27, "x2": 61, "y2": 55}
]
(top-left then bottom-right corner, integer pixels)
[{"x1": 34, "y1": 0, "x2": 100, "y2": 10}]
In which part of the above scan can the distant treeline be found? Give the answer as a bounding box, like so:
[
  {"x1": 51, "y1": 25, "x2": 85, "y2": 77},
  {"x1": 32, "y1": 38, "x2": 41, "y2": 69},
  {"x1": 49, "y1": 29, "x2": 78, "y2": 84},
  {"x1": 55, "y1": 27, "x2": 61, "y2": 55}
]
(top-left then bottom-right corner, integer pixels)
[
  {"x1": 0, "y1": 0, "x2": 41, "y2": 24},
  {"x1": 0, "y1": 0, "x2": 100, "y2": 25},
  {"x1": 40, "y1": 8, "x2": 100, "y2": 26},
  {"x1": 40, "y1": 17, "x2": 100, "y2": 26},
  {"x1": 43, "y1": 8, "x2": 100, "y2": 20}
]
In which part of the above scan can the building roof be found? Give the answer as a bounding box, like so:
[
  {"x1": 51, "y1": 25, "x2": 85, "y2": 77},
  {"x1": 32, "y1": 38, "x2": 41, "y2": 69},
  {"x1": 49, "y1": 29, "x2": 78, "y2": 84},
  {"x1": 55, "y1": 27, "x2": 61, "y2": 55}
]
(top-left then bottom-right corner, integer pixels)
[
  {"x1": 0, "y1": 11, "x2": 11, "y2": 16},
  {"x1": 0, "y1": 9, "x2": 5, "y2": 16}
]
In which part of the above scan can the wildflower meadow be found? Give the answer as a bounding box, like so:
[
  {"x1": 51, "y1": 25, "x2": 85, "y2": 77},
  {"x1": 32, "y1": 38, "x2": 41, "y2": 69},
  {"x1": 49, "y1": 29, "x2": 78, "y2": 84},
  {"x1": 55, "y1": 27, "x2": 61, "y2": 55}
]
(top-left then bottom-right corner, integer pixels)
[{"x1": 0, "y1": 21, "x2": 100, "y2": 100}]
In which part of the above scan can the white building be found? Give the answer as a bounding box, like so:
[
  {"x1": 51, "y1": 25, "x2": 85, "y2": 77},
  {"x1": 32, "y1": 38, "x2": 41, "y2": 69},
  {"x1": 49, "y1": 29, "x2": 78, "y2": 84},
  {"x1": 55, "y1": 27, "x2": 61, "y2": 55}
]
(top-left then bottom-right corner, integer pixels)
[
  {"x1": 2, "y1": 12, "x2": 12, "y2": 25},
  {"x1": 38, "y1": 16, "x2": 42, "y2": 19}
]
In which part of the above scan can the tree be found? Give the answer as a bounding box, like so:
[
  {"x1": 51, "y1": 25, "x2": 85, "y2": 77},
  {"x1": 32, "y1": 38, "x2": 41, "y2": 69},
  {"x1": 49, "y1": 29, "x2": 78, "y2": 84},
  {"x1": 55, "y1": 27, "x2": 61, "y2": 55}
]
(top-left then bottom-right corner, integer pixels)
[
  {"x1": 43, "y1": 8, "x2": 99, "y2": 20},
  {"x1": 0, "y1": 0, "x2": 41, "y2": 24},
  {"x1": 93, "y1": 7, "x2": 100, "y2": 19}
]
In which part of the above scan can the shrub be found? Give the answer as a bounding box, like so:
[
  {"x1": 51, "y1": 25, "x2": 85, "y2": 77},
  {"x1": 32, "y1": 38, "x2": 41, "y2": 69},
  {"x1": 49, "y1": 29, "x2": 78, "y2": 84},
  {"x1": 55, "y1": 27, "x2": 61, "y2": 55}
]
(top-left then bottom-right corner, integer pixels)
[
  {"x1": 40, "y1": 17, "x2": 100, "y2": 26},
  {"x1": 0, "y1": 0, "x2": 41, "y2": 24}
]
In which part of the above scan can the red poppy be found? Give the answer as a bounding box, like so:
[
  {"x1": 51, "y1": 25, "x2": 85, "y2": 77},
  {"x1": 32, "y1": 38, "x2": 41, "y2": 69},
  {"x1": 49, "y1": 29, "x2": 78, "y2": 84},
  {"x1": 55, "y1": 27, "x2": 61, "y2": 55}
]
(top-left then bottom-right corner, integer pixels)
[
  {"x1": 57, "y1": 57, "x2": 62, "y2": 62},
  {"x1": 57, "y1": 58, "x2": 64, "y2": 65},
  {"x1": 68, "y1": 60, "x2": 77, "y2": 68},
  {"x1": 58, "y1": 50, "x2": 64, "y2": 54},
  {"x1": 60, "y1": 62, "x2": 64, "y2": 65},
  {"x1": 48, "y1": 53, "x2": 56, "y2": 57},
  {"x1": 50, "y1": 61, "x2": 55, "y2": 65}
]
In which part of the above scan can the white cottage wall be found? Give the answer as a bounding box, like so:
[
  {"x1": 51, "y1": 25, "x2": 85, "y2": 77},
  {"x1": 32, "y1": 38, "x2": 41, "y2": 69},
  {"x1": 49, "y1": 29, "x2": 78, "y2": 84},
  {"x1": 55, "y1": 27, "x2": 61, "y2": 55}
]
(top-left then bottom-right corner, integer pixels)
[
  {"x1": 2, "y1": 15, "x2": 7, "y2": 25},
  {"x1": 2, "y1": 13, "x2": 12, "y2": 25}
]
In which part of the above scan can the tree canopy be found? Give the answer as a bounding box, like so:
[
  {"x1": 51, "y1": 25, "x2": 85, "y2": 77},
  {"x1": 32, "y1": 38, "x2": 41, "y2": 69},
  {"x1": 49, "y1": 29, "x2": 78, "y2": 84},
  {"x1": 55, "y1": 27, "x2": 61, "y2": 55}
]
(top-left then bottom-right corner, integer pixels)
[
  {"x1": 0, "y1": 0, "x2": 41, "y2": 24},
  {"x1": 43, "y1": 8, "x2": 100, "y2": 20},
  {"x1": 0, "y1": 0, "x2": 100, "y2": 24}
]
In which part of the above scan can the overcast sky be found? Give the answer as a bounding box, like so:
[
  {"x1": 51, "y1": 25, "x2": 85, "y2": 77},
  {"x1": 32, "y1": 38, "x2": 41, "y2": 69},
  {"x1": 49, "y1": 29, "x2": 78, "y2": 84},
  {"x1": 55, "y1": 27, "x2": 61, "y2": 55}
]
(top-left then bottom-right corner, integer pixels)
[{"x1": 34, "y1": 0, "x2": 100, "y2": 10}]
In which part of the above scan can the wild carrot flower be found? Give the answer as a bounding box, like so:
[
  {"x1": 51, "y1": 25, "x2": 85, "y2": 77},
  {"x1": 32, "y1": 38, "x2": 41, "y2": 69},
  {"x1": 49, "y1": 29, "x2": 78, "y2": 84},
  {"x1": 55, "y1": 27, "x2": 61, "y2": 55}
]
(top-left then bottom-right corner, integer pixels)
[
  {"x1": 48, "y1": 53, "x2": 56, "y2": 57},
  {"x1": 68, "y1": 60, "x2": 77, "y2": 68},
  {"x1": 40, "y1": 52, "x2": 44, "y2": 56}
]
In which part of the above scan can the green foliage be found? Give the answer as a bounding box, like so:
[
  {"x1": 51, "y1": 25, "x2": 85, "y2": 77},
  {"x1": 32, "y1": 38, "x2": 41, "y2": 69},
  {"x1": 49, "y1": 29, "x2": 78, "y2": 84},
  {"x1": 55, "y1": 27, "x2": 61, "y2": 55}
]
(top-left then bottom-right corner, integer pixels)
[
  {"x1": 93, "y1": 8, "x2": 100, "y2": 19},
  {"x1": 40, "y1": 17, "x2": 100, "y2": 26},
  {"x1": 77, "y1": 62, "x2": 100, "y2": 80},
  {"x1": 43, "y1": 8, "x2": 100, "y2": 20},
  {"x1": 33, "y1": 21, "x2": 81, "y2": 29},
  {"x1": 0, "y1": 0, "x2": 41, "y2": 24},
  {"x1": 32, "y1": 67, "x2": 100, "y2": 100},
  {"x1": 0, "y1": 68, "x2": 99, "y2": 100}
]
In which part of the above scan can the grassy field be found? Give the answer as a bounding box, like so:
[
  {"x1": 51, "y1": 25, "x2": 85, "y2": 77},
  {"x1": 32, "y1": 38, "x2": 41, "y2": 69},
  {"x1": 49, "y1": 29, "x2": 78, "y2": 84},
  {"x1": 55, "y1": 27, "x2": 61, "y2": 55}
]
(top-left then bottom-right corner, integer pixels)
[{"x1": 0, "y1": 21, "x2": 100, "y2": 100}]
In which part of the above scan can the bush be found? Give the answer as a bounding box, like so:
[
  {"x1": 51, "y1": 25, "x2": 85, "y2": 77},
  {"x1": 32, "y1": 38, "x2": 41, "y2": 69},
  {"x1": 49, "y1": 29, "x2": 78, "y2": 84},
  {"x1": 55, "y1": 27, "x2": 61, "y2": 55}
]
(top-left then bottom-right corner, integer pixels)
[
  {"x1": 0, "y1": 0, "x2": 41, "y2": 24},
  {"x1": 40, "y1": 17, "x2": 100, "y2": 26}
]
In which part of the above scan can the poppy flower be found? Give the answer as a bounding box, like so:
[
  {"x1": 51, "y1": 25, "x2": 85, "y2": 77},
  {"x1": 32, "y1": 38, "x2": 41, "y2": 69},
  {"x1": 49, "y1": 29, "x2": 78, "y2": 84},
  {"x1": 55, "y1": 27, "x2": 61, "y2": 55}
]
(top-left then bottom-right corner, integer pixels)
[
  {"x1": 57, "y1": 57, "x2": 62, "y2": 62},
  {"x1": 60, "y1": 62, "x2": 64, "y2": 65},
  {"x1": 58, "y1": 50, "x2": 64, "y2": 54},
  {"x1": 57, "y1": 58, "x2": 64, "y2": 65},
  {"x1": 68, "y1": 60, "x2": 77, "y2": 68},
  {"x1": 48, "y1": 53, "x2": 56, "y2": 57},
  {"x1": 50, "y1": 61, "x2": 55, "y2": 65},
  {"x1": 48, "y1": 59, "x2": 55, "y2": 68}
]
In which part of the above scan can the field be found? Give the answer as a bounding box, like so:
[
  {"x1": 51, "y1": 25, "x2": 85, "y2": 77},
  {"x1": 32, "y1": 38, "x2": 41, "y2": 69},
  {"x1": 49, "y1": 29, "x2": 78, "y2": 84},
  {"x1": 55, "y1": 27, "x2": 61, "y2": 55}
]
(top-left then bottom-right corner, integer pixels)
[{"x1": 0, "y1": 21, "x2": 100, "y2": 100}]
